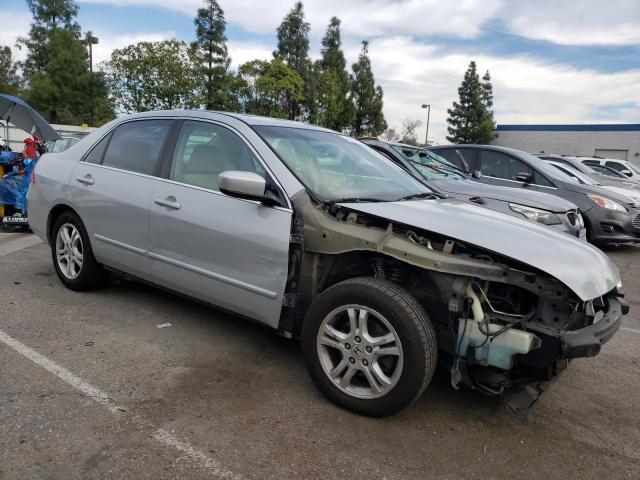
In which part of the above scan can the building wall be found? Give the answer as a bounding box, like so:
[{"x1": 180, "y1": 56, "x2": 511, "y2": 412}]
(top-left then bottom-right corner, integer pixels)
[{"x1": 492, "y1": 128, "x2": 640, "y2": 164}]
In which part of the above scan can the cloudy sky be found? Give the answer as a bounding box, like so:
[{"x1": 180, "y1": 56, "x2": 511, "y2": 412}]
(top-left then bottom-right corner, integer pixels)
[{"x1": 1, "y1": 0, "x2": 639, "y2": 143}]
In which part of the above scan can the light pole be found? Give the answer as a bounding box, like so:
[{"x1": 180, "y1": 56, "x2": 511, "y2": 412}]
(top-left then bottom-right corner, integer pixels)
[
  {"x1": 85, "y1": 32, "x2": 99, "y2": 72},
  {"x1": 421, "y1": 104, "x2": 431, "y2": 146}
]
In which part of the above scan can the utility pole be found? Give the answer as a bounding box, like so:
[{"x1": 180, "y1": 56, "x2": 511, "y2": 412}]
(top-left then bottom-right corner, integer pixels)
[
  {"x1": 85, "y1": 32, "x2": 99, "y2": 126},
  {"x1": 421, "y1": 104, "x2": 431, "y2": 146}
]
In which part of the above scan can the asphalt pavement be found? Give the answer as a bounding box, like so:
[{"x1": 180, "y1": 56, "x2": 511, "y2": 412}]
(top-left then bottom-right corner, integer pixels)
[{"x1": 1, "y1": 232, "x2": 639, "y2": 479}]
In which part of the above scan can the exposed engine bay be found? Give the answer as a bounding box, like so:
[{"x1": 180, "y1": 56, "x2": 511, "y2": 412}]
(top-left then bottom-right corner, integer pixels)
[{"x1": 280, "y1": 192, "x2": 626, "y2": 419}]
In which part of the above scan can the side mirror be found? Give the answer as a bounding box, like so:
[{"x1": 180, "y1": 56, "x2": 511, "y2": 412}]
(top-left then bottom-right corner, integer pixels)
[
  {"x1": 621, "y1": 170, "x2": 632, "y2": 177},
  {"x1": 218, "y1": 171, "x2": 278, "y2": 205},
  {"x1": 515, "y1": 172, "x2": 533, "y2": 183}
]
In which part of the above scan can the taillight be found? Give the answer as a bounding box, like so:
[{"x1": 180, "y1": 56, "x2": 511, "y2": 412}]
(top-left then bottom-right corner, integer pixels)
[{"x1": 31, "y1": 171, "x2": 36, "y2": 184}]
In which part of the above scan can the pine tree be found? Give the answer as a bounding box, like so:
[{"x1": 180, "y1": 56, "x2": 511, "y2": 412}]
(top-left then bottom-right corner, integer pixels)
[
  {"x1": 18, "y1": 0, "x2": 113, "y2": 125},
  {"x1": 191, "y1": 0, "x2": 232, "y2": 110},
  {"x1": 318, "y1": 17, "x2": 354, "y2": 131},
  {"x1": 446, "y1": 61, "x2": 494, "y2": 144},
  {"x1": 19, "y1": 0, "x2": 81, "y2": 77},
  {"x1": 351, "y1": 41, "x2": 387, "y2": 137},
  {"x1": 273, "y1": 1, "x2": 312, "y2": 120}
]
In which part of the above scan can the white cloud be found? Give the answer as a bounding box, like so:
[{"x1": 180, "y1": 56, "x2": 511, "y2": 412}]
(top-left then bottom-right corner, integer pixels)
[
  {"x1": 91, "y1": 30, "x2": 177, "y2": 65},
  {"x1": 361, "y1": 36, "x2": 640, "y2": 143},
  {"x1": 502, "y1": 0, "x2": 640, "y2": 46},
  {"x1": 228, "y1": 40, "x2": 273, "y2": 68},
  {"x1": 78, "y1": 0, "x2": 503, "y2": 40},
  {"x1": 0, "y1": 10, "x2": 31, "y2": 60}
]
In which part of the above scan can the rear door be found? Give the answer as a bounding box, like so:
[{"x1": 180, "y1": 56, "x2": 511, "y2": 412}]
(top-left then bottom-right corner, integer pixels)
[
  {"x1": 70, "y1": 119, "x2": 173, "y2": 279},
  {"x1": 148, "y1": 120, "x2": 292, "y2": 328}
]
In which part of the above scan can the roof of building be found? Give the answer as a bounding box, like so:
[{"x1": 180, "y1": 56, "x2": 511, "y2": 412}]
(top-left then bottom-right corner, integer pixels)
[{"x1": 495, "y1": 124, "x2": 640, "y2": 132}]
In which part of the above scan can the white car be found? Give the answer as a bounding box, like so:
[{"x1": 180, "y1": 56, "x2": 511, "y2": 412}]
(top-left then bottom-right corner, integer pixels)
[{"x1": 577, "y1": 157, "x2": 640, "y2": 183}]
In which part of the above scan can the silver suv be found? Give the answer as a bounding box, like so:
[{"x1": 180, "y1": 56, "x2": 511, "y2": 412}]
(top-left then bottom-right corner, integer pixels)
[{"x1": 27, "y1": 111, "x2": 626, "y2": 417}]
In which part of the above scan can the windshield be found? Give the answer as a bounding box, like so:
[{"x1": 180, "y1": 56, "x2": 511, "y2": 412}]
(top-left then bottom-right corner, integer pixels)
[
  {"x1": 391, "y1": 145, "x2": 468, "y2": 181},
  {"x1": 590, "y1": 164, "x2": 626, "y2": 178},
  {"x1": 550, "y1": 163, "x2": 600, "y2": 185},
  {"x1": 255, "y1": 126, "x2": 432, "y2": 202}
]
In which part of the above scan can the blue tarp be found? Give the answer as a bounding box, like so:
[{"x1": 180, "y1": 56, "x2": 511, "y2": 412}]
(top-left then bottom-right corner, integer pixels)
[{"x1": 0, "y1": 152, "x2": 36, "y2": 212}]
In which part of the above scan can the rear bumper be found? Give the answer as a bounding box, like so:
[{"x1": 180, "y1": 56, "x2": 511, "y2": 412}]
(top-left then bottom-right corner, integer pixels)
[{"x1": 562, "y1": 296, "x2": 628, "y2": 358}]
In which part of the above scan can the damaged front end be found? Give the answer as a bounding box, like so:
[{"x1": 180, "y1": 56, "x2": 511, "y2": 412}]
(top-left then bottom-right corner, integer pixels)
[{"x1": 285, "y1": 193, "x2": 627, "y2": 419}]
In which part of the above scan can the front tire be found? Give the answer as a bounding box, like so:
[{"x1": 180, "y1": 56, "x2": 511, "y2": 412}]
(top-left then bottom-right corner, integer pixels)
[
  {"x1": 301, "y1": 277, "x2": 437, "y2": 417},
  {"x1": 51, "y1": 211, "x2": 107, "y2": 291}
]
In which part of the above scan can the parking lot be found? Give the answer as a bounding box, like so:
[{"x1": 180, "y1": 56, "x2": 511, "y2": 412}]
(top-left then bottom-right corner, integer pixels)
[{"x1": 1, "y1": 232, "x2": 639, "y2": 480}]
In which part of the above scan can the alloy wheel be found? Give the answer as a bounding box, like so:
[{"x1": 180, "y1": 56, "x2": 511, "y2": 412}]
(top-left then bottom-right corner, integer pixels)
[
  {"x1": 55, "y1": 223, "x2": 84, "y2": 280},
  {"x1": 316, "y1": 304, "x2": 404, "y2": 399}
]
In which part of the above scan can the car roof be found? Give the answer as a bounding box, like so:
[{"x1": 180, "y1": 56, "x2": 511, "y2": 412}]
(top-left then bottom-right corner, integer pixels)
[
  {"x1": 114, "y1": 109, "x2": 337, "y2": 134},
  {"x1": 429, "y1": 144, "x2": 524, "y2": 155}
]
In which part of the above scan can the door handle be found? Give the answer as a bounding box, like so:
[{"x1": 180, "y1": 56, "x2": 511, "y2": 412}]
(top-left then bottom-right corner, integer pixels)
[
  {"x1": 76, "y1": 174, "x2": 94, "y2": 185},
  {"x1": 154, "y1": 196, "x2": 181, "y2": 210}
]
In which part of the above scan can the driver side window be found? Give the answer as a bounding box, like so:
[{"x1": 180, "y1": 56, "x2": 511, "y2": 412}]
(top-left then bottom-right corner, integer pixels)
[
  {"x1": 478, "y1": 150, "x2": 531, "y2": 181},
  {"x1": 170, "y1": 121, "x2": 264, "y2": 191}
]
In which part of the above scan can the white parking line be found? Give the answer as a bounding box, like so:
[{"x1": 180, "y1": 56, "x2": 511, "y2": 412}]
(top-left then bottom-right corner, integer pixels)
[
  {"x1": 621, "y1": 326, "x2": 640, "y2": 334},
  {"x1": 0, "y1": 329, "x2": 241, "y2": 480}
]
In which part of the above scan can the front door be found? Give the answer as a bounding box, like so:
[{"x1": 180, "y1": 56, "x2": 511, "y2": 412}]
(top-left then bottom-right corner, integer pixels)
[
  {"x1": 475, "y1": 149, "x2": 555, "y2": 192},
  {"x1": 148, "y1": 120, "x2": 292, "y2": 328},
  {"x1": 70, "y1": 119, "x2": 173, "y2": 279}
]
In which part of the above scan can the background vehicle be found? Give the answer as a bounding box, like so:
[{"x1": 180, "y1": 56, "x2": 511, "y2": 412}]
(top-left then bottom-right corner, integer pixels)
[
  {"x1": 362, "y1": 139, "x2": 585, "y2": 239},
  {"x1": 536, "y1": 154, "x2": 640, "y2": 191},
  {"x1": 28, "y1": 112, "x2": 625, "y2": 417},
  {"x1": 578, "y1": 157, "x2": 640, "y2": 182},
  {"x1": 429, "y1": 145, "x2": 640, "y2": 244},
  {"x1": 45, "y1": 136, "x2": 82, "y2": 153},
  {"x1": 545, "y1": 160, "x2": 640, "y2": 205}
]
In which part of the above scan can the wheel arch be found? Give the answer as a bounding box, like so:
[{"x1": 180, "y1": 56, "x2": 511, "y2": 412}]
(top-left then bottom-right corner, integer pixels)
[{"x1": 47, "y1": 204, "x2": 81, "y2": 245}]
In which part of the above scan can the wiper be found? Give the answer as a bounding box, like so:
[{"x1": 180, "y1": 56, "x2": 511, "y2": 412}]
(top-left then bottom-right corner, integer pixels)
[
  {"x1": 395, "y1": 192, "x2": 440, "y2": 201},
  {"x1": 331, "y1": 197, "x2": 388, "y2": 203},
  {"x1": 408, "y1": 159, "x2": 470, "y2": 179}
]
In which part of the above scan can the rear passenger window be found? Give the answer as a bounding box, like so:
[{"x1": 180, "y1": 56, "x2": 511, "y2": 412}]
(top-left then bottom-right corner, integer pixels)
[
  {"x1": 169, "y1": 121, "x2": 264, "y2": 191},
  {"x1": 102, "y1": 120, "x2": 172, "y2": 175}
]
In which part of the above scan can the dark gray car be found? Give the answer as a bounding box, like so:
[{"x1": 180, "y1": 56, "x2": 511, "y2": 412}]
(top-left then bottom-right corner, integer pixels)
[
  {"x1": 362, "y1": 139, "x2": 585, "y2": 239},
  {"x1": 429, "y1": 145, "x2": 640, "y2": 244}
]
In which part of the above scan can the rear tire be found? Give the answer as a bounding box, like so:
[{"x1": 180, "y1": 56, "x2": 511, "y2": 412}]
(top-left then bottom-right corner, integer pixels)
[
  {"x1": 301, "y1": 277, "x2": 437, "y2": 417},
  {"x1": 51, "y1": 211, "x2": 108, "y2": 291}
]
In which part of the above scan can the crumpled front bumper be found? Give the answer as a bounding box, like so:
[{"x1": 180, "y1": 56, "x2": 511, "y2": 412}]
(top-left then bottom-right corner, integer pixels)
[{"x1": 562, "y1": 295, "x2": 628, "y2": 359}]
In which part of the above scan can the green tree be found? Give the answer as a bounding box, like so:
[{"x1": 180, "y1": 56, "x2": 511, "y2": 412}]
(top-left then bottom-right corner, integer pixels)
[
  {"x1": 106, "y1": 40, "x2": 202, "y2": 113},
  {"x1": 191, "y1": 0, "x2": 232, "y2": 110},
  {"x1": 19, "y1": 0, "x2": 81, "y2": 77},
  {"x1": 18, "y1": 0, "x2": 113, "y2": 125},
  {"x1": 318, "y1": 17, "x2": 354, "y2": 131},
  {"x1": 400, "y1": 119, "x2": 423, "y2": 146},
  {"x1": 351, "y1": 41, "x2": 387, "y2": 137},
  {"x1": 315, "y1": 68, "x2": 340, "y2": 128},
  {"x1": 0, "y1": 46, "x2": 20, "y2": 95},
  {"x1": 446, "y1": 61, "x2": 495, "y2": 144},
  {"x1": 235, "y1": 59, "x2": 303, "y2": 119},
  {"x1": 273, "y1": 1, "x2": 311, "y2": 120}
]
